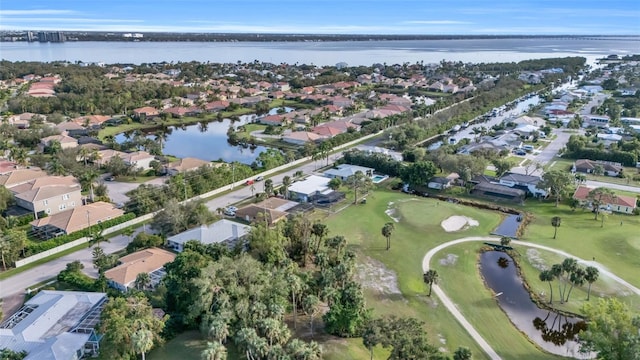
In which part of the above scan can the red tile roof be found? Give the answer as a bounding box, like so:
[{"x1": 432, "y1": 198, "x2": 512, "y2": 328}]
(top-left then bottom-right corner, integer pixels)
[{"x1": 573, "y1": 186, "x2": 637, "y2": 208}]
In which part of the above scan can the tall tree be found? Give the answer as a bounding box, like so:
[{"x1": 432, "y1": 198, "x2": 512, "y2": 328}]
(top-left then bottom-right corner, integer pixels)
[
  {"x1": 362, "y1": 318, "x2": 383, "y2": 360},
  {"x1": 99, "y1": 294, "x2": 166, "y2": 360},
  {"x1": 565, "y1": 266, "x2": 586, "y2": 302},
  {"x1": 453, "y1": 347, "x2": 473, "y2": 360},
  {"x1": 381, "y1": 222, "x2": 395, "y2": 250},
  {"x1": 400, "y1": 160, "x2": 437, "y2": 190},
  {"x1": 132, "y1": 328, "x2": 154, "y2": 360},
  {"x1": 345, "y1": 170, "x2": 373, "y2": 204},
  {"x1": 311, "y1": 222, "x2": 329, "y2": 253},
  {"x1": 538, "y1": 170, "x2": 574, "y2": 207},
  {"x1": 539, "y1": 270, "x2": 555, "y2": 304},
  {"x1": 263, "y1": 179, "x2": 274, "y2": 197},
  {"x1": 551, "y1": 216, "x2": 562, "y2": 239},
  {"x1": 201, "y1": 341, "x2": 227, "y2": 360},
  {"x1": 578, "y1": 298, "x2": 640, "y2": 359},
  {"x1": 423, "y1": 269, "x2": 439, "y2": 296},
  {"x1": 303, "y1": 295, "x2": 321, "y2": 337},
  {"x1": 135, "y1": 272, "x2": 152, "y2": 291},
  {"x1": 328, "y1": 177, "x2": 342, "y2": 191},
  {"x1": 584, "y1": 266, "x2": 599, "y2": 301},
  {"x1": 492, "y1": 158, "x2": 512, "y2": 177},
  {"x1": 587, "y1": 187, "x2": 616, "y2": 220},
  {"x1": 500, "y1": 236, "x2": 511, "y2": 247},
  {"x1": 281, "y1": 176, "x2": 292, "y2": 199}
]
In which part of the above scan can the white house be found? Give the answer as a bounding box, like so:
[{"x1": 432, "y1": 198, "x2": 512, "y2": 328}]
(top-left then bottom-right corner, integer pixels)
[
  {"x1": 167, "y1": 219, "x2": 251, "y2": 252},
  {"x1": 0, "y1": 290, "x2": 107, "y2": 359},
  {"x1": 324, "y1": 164, "x2": 374, "y2": 181},
  {"x1": 288, "y1": 175, "x2": 332, "y2": 202},
  {"x1": 499, "y1": 172, "x2": 547, "y2": 198}
]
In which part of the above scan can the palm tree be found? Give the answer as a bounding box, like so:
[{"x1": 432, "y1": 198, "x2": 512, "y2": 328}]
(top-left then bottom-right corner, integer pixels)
[
  {"x1": 551, "y1": 216, "x2": 561, "y2": 239},
  {"x1": 81, "y1": 169, "x2": 100, "y2": 202},
  {"x1": 206, "y1": 317, "x2": 230, "y2": 344},
  {"x1": 550, "y1": 263, "x2": 564, "y2": 303},
  {"x1": 78, "y1": 147, "x2": 91, "y2": 166},
  {"x1": 311, "y1": 222, "x2": 328, "y2": 253},
  {"x1": 263, "y1": 179, "x2": 274, "y2": 197},
  {"x1": 565, "y1": 267, "x2": 586, "y2": 302},
  {"x1": 539, "y1": 270, "x2": 555, "y2": 303},
  {"x1": 423, "y1": 269, "x2": 439, "y2": 296},
  {"x1": 131, "y1": 328, "x2": 154, "y2": 360},
  {"x1": 328, "y1": 177, "x2": 342, "y2": 191},
  {"x1": 281, "y1": 176, "x2": 292, "y2": 199},
  {"x1": 381, "y1": 222, "x2": 395, "y2": 250},
  {"x1": 500, "y1": 236, "x2": 511, "y2": 248},
  {"x1": 303, "y1": 295, "x2": 320, "y2": 337},
  {"x1": 584, "y1": 266, "x2": 599, "y2": 301},
  {"x1": 134, "y1": 272, "x2": 152, "y2": 291},
  {"x1": 46, "y1": 158, "x2": 67, "y2": 176},
  {"x1": 201, "y1": 342, "x2": 227, "y2": 360}
]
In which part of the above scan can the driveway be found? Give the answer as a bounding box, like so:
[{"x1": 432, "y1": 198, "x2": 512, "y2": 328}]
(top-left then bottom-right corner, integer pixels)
[{"x1": 103, "y1": 177, "x2": 166, "y2": 204}]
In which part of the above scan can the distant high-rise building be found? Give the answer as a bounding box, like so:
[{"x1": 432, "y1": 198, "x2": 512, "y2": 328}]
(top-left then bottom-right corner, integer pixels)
[
  {"x1": 26, "y1": 31, "x2": 36, "y2": 42},
  {"x1": 37, "y1": 31, "x2": 65, "y2": 43}
]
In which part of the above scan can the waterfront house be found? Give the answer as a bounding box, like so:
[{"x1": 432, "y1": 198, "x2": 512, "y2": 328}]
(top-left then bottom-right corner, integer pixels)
[{"x1": 165, "y1": 157, "x2": 212, "y2": 175}]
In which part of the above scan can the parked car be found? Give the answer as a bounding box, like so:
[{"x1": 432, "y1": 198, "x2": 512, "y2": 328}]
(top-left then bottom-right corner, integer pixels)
[
  {"x1": 245, "y1": 180, "x2": 254, "y2": 186},
  {"x1": 106, "y1": 176, "x2": 116, "y2": 181},
  {"x1": 223, "y1": 209, "x2": 236, "y2": 216},
  {"x1": 255, "y1": 176, "x2": 264, "y2": 182},
  {"x1": 226, "y1": 206, "x2": 238, "y2": 212}
]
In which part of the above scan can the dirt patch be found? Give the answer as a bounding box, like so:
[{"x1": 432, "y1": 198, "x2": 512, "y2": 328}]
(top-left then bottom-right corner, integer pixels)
[
  {"x1": 385, "y1": 202, "x2": 401, "y2": 222},
  {"x1": 439, "y1": 254, "x2": 459, "y2": 266},
  {"x1": 356, "y1": 256, "x2": 402, "y2": 297},
  {"x1": 525, "y1": 248, "x2": 548, "y2": 272},
  {"x1": 440, "y1": 215, "x2": 479, "y2": 232}
]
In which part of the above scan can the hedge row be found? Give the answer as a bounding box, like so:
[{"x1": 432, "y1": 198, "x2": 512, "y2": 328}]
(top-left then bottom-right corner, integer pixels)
[{"x1": 24, "y1": 213, "x2": 136, "y2": 257}]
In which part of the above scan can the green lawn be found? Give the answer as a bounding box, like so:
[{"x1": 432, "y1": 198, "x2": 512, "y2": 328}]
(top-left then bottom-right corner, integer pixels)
[
  {"x1": 322, "y1": 190, "x2": 560, "y2": 359},
  {"x1": 517, "y1": 201, "x2": 640, "y2": 289}
]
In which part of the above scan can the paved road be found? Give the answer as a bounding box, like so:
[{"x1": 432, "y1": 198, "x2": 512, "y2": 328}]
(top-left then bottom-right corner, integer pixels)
[
  {"x1": 103, "y1": 176, "x2": 166, "y2": 204},
  {"x1": 584, "y1": 180, "x2": 640, "y2": 194},
  {"x1": 0, "y1": 227, "x2": 149, "y2": 300},
  {"x1": 422, "y1": 236, "x2": 640, "y2": 360},
  {"x1": 510, "y1": 129, "x2": 578, "y2": 176}
]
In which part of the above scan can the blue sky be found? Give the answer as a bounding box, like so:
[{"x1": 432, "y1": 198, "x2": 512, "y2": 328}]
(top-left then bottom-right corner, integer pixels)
[{"x1": 1, "y1": 0, "x2": 638, "y2": 35}]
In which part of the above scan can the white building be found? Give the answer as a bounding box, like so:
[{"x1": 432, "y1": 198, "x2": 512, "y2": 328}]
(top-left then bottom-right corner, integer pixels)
[
  {"x1": 324, "y1": 164, "x2": 374, "y2": 181},
  {"x1": 288, "y1": 175, "x2": 332, "y2": 203},
  {"x1": 0, "y1": 290, "x2": 107, "y2": 360},
  {"x1": 167, "y1": 219, "x2": 250, "y2": 252}
]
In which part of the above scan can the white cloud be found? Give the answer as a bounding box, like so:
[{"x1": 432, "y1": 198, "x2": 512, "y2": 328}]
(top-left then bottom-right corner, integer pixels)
[
  {"x1": 403, "y1": 20, "x2": 472, "y2": 25},
  {"x1": 0, "y1": 9, "x2": 77, "y2": 15},
  {"x1": 1, "y1": 17, "x2": 143, "y2": 23}
]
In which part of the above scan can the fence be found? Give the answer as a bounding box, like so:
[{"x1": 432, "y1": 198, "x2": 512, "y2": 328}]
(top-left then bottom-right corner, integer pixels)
[{"x1": 12, "y1": 131, "x2": 383, "y2": 269}]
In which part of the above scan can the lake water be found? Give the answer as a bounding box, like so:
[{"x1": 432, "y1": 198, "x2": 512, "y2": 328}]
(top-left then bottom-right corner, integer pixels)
[
  {"x1": 115, "y1": 116, "x2": 268, "y2": 164},
  {"x1": 2, "y1": 37, "x2": 638, "y2": 66},
  {"x1": 479, "y1": 251, "x2": 592, "y2": 358}
]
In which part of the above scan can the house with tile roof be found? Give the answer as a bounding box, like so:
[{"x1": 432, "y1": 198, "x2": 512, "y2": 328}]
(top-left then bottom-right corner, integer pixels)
[
  {"x1": 132, "y1": 106, "x2": 160, "y2": 120},
  {"x1": 0, "y1": 168, "x2": 48, "y2": 189},
  {"x1": 165, "y1": 157, "x2": 212, "y2": 176},
  {"x1": 105, "y1": 248, "x2": 176, "y2": 292},
  {"x1": 30, "y1": 202, "x2": 125, "y2": 239},
  {"x1": 0, "y1": 290, "x2": 107, "y2": 360},
  {"x1": 14, "y1": 183, "x2": 82, "y2": 219},
  {"x1": 282, "y1": 131, "x2": 326, "y2": 145},
  {"x1": 40, "y1": 133, "x2": 79, "y2": 150},
  {"x1": 573, "y1": 159, "x2": 623, "y2": 177},
  {"x1": 573, "y1": 185, "x2": 637, "y2": 214}
]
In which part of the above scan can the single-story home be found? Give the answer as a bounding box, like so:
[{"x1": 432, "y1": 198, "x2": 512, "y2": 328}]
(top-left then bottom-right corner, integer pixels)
[
  {"x1": 281, "y1": 131, "x2": 326, "y2": 145},
  {"x1": 234, "y1": 205, "x2": 288, "y2": 226},
  {"x1": 324, "y1": 164, "x2": 374, "y2": 181},
  {"x1": 288, "y1": 175, "x2": 332, "y2": 203},
  {"x1": 105, "y1": 248, "x2": 176, "y2": 292},
  {"x1": 573, "y1": 159, "x2": 623, "y2": 177},
  {"x1": 0, "y1": 290, "x2": 107, "y2": 359},
  {"x1": 572, "y1": 185, "x2": 637, "y2": 214},
  {"x1": 427, "y1": 173, "x2": 459, "y2": 190},
  {"x1": 471, "y1": 182, "x2": 526, "y2": 203},
  {"x1": 165, "y1": 157, "x2": 212, "y2": 175},
  {"x1": 132, "y1": 106, "x2": 160, "y2": 120},
  {"x1": 40, "y1": 133, "x2": 79, "y2": 150},
  {"x1": 167, "y1": 219, "x2": 251, "y2": 252}
]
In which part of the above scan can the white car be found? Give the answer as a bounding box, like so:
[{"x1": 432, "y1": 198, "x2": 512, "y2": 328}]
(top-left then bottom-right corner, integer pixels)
[{"x1": 226, "y1": 206, "x2": 238, "y2": 212}]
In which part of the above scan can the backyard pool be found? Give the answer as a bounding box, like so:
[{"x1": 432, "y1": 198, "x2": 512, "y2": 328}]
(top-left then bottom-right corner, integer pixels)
[{"x1": 371, "y1": 175, "x2": 389, "y2": 183}]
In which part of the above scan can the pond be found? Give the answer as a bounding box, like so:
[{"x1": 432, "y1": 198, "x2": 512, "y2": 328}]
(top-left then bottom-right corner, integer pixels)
[
  {"x1": 115, "y1": 116, "x2": 269, "y2": 164},
  {"x1": 479, "y1": 251, "x2": 593, "y2": 359},
  {"x1": 491, "y1": 214, "x2": 522, "y2": 238}
]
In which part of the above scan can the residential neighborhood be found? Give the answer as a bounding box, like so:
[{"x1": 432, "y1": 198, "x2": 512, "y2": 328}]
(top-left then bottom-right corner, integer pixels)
[{"x1": 1, "y1": 48, "x2": 639, "y2": 360}]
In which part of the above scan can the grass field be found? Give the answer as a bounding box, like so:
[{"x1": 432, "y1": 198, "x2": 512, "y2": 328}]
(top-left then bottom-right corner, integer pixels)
[{"x1": 323, "y1": 189, "x2": 562, "y2": 359}]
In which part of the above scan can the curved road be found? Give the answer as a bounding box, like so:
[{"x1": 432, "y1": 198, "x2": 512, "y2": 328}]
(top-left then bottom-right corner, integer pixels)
[{"x1": 421, "y1": 236, "x2": 640, "y2": 360}]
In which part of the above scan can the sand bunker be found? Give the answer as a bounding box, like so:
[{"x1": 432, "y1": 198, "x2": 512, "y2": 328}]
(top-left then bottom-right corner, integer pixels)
[{"x1": 441, "y1": 215, "x2": 479, "y2": 232}]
